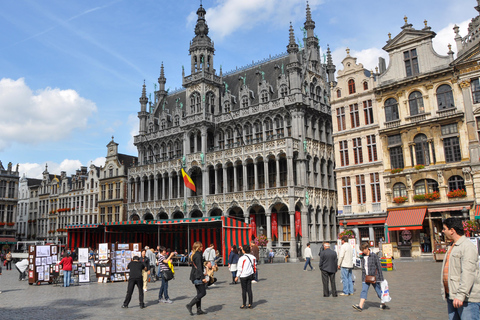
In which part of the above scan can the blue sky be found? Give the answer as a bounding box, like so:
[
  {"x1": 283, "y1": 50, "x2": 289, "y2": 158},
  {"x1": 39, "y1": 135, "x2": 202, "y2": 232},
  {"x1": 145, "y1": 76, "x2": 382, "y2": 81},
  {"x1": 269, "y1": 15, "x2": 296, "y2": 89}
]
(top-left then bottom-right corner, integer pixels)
[{"x1": 0, "y1": 0, "x2": 475, "y2": 178}]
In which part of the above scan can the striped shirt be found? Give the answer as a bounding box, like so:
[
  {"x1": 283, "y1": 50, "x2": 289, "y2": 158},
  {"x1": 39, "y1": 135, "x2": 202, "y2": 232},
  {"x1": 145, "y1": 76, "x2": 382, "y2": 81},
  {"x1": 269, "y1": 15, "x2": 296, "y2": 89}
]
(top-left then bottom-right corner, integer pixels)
[
  {"x1": 443, "y1": 247, "x2": 453, "y2": 294},
  {"x1": 158, "y1": 254, "x2": 170, "y2": 271}
]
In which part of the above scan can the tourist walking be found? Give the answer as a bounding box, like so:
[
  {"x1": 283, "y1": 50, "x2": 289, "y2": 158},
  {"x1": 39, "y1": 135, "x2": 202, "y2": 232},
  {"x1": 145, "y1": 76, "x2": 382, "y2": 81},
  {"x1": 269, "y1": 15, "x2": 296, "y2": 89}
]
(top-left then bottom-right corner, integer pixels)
[
  {"x1": 228, "y1": 245, "x2": 239, "y2": 285},
  {"x1": 304, "y1": 243, "x2": 314, "y2": 271},
  {"x1": 319, "y1": 243, "x2": 337, "y2": 297},
  {"x1": 353, "y1": 242, "x2": 385, "y2": 312},
  {"x1": 5, "y1": 251, "x2": 12, "y2": 270},
  {"x1": 122, "y1": 255, "x2": 146, "y2": 309},
  {"x1": 338, "y1": 236, "x2": 354, "y2": 296},
  {"x1": 441, "y1": 218, "x2": 480, "y2": 319},
  {"x1": 57, "y1": 252, "x2": 73, "y2": 287},
  {"x1": 139, "y1": 250, "x2": 150, "y2": 292},
  {"x1": 158, "y1": 246, "x2": 175, "y2": 304},
  {"x1": 235, "y1": 244, "x2": 257, "y2": 309},
  {"x1": 186, "y1": 241, "x2": 208, "y2": 316}
]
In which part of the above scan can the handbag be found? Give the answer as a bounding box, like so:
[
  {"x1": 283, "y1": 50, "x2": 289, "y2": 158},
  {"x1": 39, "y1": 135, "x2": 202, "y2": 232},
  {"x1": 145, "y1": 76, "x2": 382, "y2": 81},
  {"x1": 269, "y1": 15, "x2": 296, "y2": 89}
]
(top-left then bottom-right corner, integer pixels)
[
  {"x1": 365, "y1": 275, "x2": 376, "y2": 284},
  {"x1": 163, "y1": 268, "x2": 174, "y2": 281}
]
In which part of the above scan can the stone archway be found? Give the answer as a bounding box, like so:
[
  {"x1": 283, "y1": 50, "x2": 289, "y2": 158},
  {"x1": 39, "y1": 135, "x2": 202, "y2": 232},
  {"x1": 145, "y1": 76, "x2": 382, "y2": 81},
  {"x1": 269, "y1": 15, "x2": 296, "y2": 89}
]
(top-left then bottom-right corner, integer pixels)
[
  {"x1": 190, "y1": 210, "x2": 203, "y2": 218},
  {"x1": 172, "y1": 211, "x2": 184, "y2": 219}
]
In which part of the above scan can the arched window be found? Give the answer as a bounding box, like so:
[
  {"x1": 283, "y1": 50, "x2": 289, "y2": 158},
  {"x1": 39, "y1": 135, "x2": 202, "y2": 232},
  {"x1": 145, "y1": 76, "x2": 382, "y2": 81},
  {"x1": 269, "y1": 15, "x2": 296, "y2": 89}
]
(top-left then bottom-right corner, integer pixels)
[
  {"x1": 337, "y1": 89, "x2": 341, "y2": 98},
  {"x1": 161, "y1": 143, "x2": 167, "y2": 160},
  {"x1": 244, "y1": 123, "x2": 252, "y2": 144},
  {"x1": 393, "y1": 183, "x2": 407, "y2": 198},
  {"x1": 168, "y1": 141, "x2": 173, "y2": 159},
  {"x1": 280, "y1": 85, "x2": 288, "y2": 97},
  {"x1": 224, "y1": 101, "x2": 231, "y2": 113},
  {"x1": 175, "y1": 141, "x2": 182, "y2": 157},
  {"x1": 275, "y1": 116, "x2": 284, "y2": 137},
  {"x1": 226, "y1": 128, "x2": 234, "y2": 147},
  {"x1": 217, "y1": 130, "x2": 224, "y2": 149},
  {"x1": 190, "y1": 92, "x2": 200, "y2": 114},
  {"x1": 254, "y1": 121, "x2": 263, "y2": 142},
  {"x1": 315, "y1": 87, "x2": 321, "y2": 102},
  {"x1": 241, "y1": 96, "x2": 249, "y2": 108},
  {"x1": 161, "y1": 120, "x2": 166, "y2": 130},
  {"x1": 261, "y1": 90, "x2": 269, "y2": 103},
  {"x1": 408, "y1": 91, "x2": 424, "y2": 115},
  {"x1": 437, "y1": 84, "x2": 455, "y2": 110},
  {"x1": 348, "y1": 79, "x2": 356, "y2": 94},
  {"x1": 264, "y1": 118, "x2": 273, "y2": 140},
  {"x1": 414, "y1": 179, "x2": 439, "y2": 195},
  {"x1": 414, "y1": 134, "x2": 430, "y2": 165},
  {"x1": 206, "y1": 92, "x2": 215, "y2": 114},
  {"x1": 174, "y1": 116, "x2": 179, "y2": 126},
  {"x1": 363, "y1": 82, "x2": 368, "y2": 90},
  {"x1": 384, "y1": 98, "x2": 399, "y2": 122},
  {"x1": 448, "y1": 176, "x2": 465, "y2": 192}
]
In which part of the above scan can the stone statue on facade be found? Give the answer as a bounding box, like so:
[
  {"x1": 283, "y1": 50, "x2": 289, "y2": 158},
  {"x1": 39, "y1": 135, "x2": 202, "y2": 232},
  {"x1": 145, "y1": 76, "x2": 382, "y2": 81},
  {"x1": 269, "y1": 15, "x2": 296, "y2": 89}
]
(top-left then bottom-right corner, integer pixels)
[
  {"x1": 303, "y1": 140, "x2": 308, "y2": 153},
  {"x1": 200, "y1": 153, "x2": 204, "y2": 165},
  {"x1": 182, "y1": 155, "x2": 186, "y2": 167},
  {"x1": 183, "y1": 201, "x2": 187, "y2": 213},
  {"x1": 305, "y1": 190, "x2": 309, "y2": 206},
  {"x1": 202, "y1": 199, "x2": 205, "y2": 211}
]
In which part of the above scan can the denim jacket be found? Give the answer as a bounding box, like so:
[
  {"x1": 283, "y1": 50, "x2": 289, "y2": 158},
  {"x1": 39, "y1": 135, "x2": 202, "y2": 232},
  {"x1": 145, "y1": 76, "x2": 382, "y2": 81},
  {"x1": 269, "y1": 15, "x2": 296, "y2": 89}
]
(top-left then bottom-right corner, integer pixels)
[{"x1": 440, "y1": 236, "x2": 480, "y2": 302}]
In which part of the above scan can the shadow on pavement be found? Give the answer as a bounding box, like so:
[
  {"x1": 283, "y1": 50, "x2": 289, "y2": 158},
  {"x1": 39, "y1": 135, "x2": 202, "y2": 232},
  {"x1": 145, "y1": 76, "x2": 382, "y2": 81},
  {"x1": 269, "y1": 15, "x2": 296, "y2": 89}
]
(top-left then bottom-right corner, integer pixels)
[
  {"x1": 173, "y1": 295, "x2": 189, "y2": 301},
  {"x1": 206, "y1": 303, "x2": 225, "y2": 312}
]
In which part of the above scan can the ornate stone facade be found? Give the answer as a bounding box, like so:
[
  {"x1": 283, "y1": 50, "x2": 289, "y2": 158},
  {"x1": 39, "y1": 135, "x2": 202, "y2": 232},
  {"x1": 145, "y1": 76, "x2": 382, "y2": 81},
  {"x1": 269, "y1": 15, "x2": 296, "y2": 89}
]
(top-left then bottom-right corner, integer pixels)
[
  {"x1": 0, "y1": 161, "x2": 19, "y2": 244},
  {"x1": 127, "y1": 4, "x2": 337, "y2": 259}
]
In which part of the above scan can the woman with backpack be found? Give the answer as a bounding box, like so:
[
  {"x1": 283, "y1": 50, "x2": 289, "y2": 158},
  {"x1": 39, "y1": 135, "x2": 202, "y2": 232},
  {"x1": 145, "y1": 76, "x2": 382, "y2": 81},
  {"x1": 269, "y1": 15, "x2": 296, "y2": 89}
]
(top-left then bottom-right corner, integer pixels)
[{"x1": 235, "y1": 245, "x2": 257, "y2": 309}]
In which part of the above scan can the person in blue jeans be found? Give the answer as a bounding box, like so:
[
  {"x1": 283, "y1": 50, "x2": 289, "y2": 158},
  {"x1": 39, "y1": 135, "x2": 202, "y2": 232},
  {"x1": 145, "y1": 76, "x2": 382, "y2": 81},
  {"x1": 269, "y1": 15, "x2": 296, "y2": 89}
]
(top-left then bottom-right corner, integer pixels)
[
  {"x1": 303, "y1": 243, "x2": 314, "y2": 271},
  {"x1": 338, "y1": 236, "x2": 354, "y2": 296},
  {"x1": 158, "y1": 246, "x2": 175, "y2": 304},
  {"x1": 353, "y1": 242, "x2": 386, "y2": 312},
  {"x1": 57, "y1": 253, "x2": 73, "y2": 287}
]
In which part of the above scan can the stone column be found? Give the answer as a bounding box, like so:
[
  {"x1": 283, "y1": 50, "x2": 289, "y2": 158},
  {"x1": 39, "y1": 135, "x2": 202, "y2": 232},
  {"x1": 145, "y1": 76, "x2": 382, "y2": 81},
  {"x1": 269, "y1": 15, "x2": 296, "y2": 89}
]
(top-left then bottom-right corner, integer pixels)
[
  {"x1": 266, "y1": 210, "x2": 272, "y2": 250},
  {"x1": 154, "y1": 175, "x2": 158, "y2": 201},
  {"x1": 243, "y1": 163, "x2": 248, "y2": 191},
  {"x1": 264, "y1": 161, "x2": 269, "y2": 188},
  {"x1": 128, "y1": 180, "x2": 132, "y2": 203},
  {"x1": 140, "y1": 179, "x2": 145, "y2": 202},
  {"x1": 276, "y1": 158, "x2": 280, "y2": 188},
  {"x1": 169, "y1": 175, "x2": 173, "y2": 199},
  {"x1": 287, "y1": 156, "x2": 294, "y2": 186},
  {"x1": 223, "y1": 167, "x2": 228, "y2": 193},
  {"x1": 310, "y1": 207, "x2": 317, "y2": 241},
  {"x1": 254, "y1": 161, "x2": 259, "y2": 190},
  {"x1": 148, "y1": 177, "x2": 152, "y2": 201},
  {"x1": 289, "y1": 211, "x2": 297, "y2": 259},
  {"x1": 162, "y1": 176, "x2": 166, "y2": 199},
  {"x1": 214, "y1": 168, "x2": 219, "y2": 194},
  {"x1": 324, "y1": 209, "x2": 331, "y2": 241},
  {"x1": 301, "y1": 206, "x2": 309, "y2": 253},
  {"x1": 234, "y1": 164, "x2": 238, "y2": 192}
]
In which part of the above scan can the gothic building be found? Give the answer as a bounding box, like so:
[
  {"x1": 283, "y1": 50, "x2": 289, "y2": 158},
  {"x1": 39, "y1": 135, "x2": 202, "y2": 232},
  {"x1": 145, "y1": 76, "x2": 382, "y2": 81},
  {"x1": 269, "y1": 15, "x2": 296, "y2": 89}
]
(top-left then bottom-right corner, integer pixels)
[{"x1": 128, "y1": 4, "x2": 337, "y2": 259}]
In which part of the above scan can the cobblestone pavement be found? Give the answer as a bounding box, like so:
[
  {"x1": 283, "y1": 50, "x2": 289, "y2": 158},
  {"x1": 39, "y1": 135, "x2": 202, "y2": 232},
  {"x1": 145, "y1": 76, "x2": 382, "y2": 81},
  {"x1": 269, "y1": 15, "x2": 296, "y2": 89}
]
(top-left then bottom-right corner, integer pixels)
[{"x1": 0, "y1": 260, "x2": 446, "y2": 320}]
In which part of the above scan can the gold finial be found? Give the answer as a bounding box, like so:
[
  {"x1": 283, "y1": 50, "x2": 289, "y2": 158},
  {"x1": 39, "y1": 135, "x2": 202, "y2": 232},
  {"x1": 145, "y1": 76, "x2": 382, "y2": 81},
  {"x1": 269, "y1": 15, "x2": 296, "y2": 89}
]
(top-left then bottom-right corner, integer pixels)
[
  {"x1": 375, "y1": 66, "x2": 379, "y2": 73},
  {"x1": 346, "y1": 47, "x2": 350, "y2": 55},
  {"x1": 388, "y1": 32, "x2": 391, "y2": 40},
  {"x1": 424, "y1": 20, "x2": 428, "y2": 27},
  {"x1": 404, "y1": 16, "x2": 408, "y2": 24},
  {"x1": 448, "y1": 43, "x2": 452, "y2": 50}
]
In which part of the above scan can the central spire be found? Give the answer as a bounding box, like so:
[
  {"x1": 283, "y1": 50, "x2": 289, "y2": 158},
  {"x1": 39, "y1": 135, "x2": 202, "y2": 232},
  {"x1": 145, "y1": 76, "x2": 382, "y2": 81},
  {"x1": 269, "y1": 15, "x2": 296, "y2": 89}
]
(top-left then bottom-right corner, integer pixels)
[{"x1": 194, "y1": 4, "x2": 209, "y2": 37}]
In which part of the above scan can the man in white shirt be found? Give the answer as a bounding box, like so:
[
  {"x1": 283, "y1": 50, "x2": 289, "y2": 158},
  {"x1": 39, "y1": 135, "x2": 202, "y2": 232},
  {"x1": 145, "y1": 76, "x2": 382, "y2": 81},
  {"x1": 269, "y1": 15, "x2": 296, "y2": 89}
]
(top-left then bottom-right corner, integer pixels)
[
  {"x1": 303, "y1": 243, "x2": 314, "y2": 271},
  {"x1": 338, "y1": 236, "x2": 354, "y2": 296},
  {"x1": 203, "y1": 244, "x2": 216, "y2": 266}
]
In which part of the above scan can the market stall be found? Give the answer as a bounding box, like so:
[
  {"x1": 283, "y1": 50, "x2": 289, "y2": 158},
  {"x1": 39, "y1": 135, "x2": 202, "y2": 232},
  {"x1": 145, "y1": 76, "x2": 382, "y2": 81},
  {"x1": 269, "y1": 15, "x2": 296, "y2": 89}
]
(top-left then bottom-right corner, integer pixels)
[
  {"x1": 27, "y1": 244, "x2": 60, "y2": 286},
  {"x1": 66, "y1": 216, "x2": 250, "y2": 266}
]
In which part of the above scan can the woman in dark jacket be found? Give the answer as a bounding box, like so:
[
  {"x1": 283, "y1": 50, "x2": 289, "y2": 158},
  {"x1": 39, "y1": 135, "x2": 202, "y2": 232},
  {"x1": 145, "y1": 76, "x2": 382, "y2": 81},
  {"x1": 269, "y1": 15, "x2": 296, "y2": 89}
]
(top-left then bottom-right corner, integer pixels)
[
  {"x1": 186, "y1": 241, "x2": 208, "y2": 316},
  {"x1": 228, "y1": 245, "x2": 239, "y2": 285},
  {"x1": 353, "y1": 242, "x2": 386, "y2": 312}
]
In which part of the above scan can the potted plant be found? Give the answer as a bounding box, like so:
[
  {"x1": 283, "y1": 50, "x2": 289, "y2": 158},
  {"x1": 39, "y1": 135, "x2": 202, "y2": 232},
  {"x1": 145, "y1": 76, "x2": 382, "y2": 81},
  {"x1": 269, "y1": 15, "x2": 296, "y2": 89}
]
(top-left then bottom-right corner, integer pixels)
[
  {"x1": 433, "y1": 248, "x2": 446, "y2": 261},
  {"x1": 447, "y1": 189, "x2": 467, "y2": 198},
  {"x1": 391, "y1": 168, "x2": 403, "y2": 174},
  {"x1": 463, "y1": 220, "x2": 480, "y2": 237},
  {"x1": 393, "y1": 196, "x2": 407, "y2": 204},
  {"x1": 338, "y1": 230, "x2": 356, "y2": 239},
  {"x1": 414, "y1": 164, "x2": 425, "y2": 170}
]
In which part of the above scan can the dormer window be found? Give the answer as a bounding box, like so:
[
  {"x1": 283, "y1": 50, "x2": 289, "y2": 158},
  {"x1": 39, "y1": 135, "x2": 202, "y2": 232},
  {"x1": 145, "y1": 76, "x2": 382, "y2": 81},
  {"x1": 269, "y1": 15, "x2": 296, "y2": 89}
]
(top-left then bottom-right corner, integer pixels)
[
  {"x1": 363, "y1": 82, "x2": 368, "y2": 90},
  {"x1": 348, "y1": 80, "x2": 356, "y2": 94},
  {"x1": 404, "y1": 48, "x2": 419, "y2": 77}
]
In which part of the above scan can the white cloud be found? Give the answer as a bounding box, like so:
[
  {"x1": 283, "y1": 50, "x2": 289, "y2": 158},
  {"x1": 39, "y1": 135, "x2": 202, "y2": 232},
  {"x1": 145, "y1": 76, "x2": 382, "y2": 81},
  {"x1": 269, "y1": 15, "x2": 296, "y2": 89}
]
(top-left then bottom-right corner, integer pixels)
[
  {"x1": 126, "y1": 113, "x2": 139, "y2": 153},
  {"x1": 195, "y1": 0, "x2": 325, "y2": 40},
  {"x1": 0, "y1": 78, "x2": 97, "y2": 151},
  {"x1": 432, "y1": 19, "x2": 470, "y2": 56},
  {"x1": 332, "y1": 46, "x2": 389, "y2": 74},
  {"x1": 19, "y1": 157, "x2": 106, "y2": 179}
]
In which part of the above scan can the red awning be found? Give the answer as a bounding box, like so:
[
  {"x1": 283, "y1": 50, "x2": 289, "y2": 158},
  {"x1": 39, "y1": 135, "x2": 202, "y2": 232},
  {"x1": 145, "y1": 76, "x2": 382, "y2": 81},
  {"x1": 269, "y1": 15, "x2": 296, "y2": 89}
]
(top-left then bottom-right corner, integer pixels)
[
  {"x1": 475, "y1": 205, "x2": 480, "y2": 220},
  {"x1": 339, "y1": 218, "x2": 386, "y2": 226},
  {"x1": 428, "y1": 206, "x2": 470, "y2": 213},
  {"x1": 386, "y1": 208, "x2": 427, "y2": 231}
]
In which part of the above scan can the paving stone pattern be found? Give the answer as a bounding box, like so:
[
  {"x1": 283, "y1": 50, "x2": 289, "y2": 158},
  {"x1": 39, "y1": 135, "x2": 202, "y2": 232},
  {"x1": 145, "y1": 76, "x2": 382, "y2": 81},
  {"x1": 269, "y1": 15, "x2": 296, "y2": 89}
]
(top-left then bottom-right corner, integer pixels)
[{"x1": 0, "y1": 260, "x2": 446, "y2": 319}]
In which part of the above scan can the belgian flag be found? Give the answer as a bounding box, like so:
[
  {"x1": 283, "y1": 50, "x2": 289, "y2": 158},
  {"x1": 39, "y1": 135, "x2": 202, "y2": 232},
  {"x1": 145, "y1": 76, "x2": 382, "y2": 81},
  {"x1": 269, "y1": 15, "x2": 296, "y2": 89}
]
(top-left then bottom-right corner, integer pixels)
[{"x1": 181, "y1": 168, "x2": 196, "y2": 192}]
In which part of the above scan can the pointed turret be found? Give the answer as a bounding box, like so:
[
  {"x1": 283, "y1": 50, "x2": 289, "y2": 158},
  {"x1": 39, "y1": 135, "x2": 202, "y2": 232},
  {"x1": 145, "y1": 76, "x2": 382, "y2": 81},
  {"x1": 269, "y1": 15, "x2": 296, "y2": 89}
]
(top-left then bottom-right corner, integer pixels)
[
  {"x1": 326, "y1": 46, "x2": 336, "y2": 85},
  {"x1": 286, "y1": 23, "x2": 301, "y2": 94},
  {"x1": 304, "y1": 2, "x2": 315, "y2": 39},
  {"x1": 287, "y1": 23, "x2": 299, "y2": 56},
  {"x1": 158, "y1": 62, "x2": 166, "y2": 92},
  {"x1": 138, "y1": 81, "x2": 148, "y2": 135},
  {"x1": 188, "y1": 4, "x2": 215, "y2": 74}
]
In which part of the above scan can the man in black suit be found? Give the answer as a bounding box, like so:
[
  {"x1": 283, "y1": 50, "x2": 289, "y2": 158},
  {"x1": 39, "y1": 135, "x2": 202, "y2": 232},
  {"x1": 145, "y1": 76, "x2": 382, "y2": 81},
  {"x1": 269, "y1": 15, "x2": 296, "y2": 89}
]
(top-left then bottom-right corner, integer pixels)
[
  {"x1": 319, "y1": 242, "x2": 338, "y2": 297},
  {"x1": 122, "y1": 255, "x2": 147, "y2": 309}
]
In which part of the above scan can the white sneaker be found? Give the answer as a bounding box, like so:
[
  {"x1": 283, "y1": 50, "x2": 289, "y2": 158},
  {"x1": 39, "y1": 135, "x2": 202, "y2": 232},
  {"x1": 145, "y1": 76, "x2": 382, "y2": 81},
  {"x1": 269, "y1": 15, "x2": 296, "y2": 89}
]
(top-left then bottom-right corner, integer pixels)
[
  {"x1": 144, "y1": 288, "x2": 147, "y2": 292},
  {"x1": 164, "y1": 299, "x2": 173, "y2": 304},
  {"x1": 159, "y1": 298, "x2": 166, "y2": 303},
  {"x1": 251, "y1": 280, "x2": 257, "y2": 283}
]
